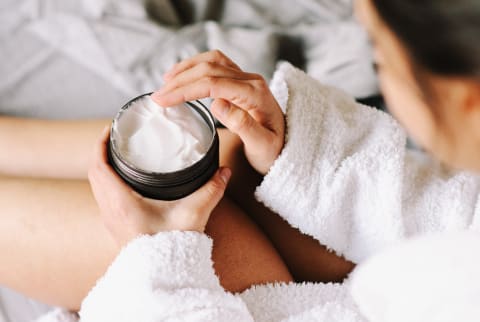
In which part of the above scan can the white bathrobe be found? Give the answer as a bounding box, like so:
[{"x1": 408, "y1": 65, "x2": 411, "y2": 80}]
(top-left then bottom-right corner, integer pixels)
[{"x1": 36, "y1": 63, "x2": 480, "y2": 322}]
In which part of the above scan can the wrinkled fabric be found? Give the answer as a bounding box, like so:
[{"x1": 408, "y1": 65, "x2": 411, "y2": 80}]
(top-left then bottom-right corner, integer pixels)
[{"x1": 0, "y1": 0, "x2": 376, "y2": 119}]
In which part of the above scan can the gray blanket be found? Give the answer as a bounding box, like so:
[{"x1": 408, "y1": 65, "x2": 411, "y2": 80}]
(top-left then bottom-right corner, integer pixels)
[{"x1": 0, "y1": 0, "x2": 377, "y2": 119}]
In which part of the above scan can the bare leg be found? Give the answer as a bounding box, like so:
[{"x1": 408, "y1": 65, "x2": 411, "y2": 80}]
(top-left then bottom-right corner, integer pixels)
[
  {"x1": 0, "y1": 116, "x2": 292, "y2": 309},
  {"x1": 207, "y1": 198, "x2": 292, "y2": 293},
  {"x1": 0, "y1": 176, "x2": 292, "y2": 310},
  {"x1": 0, "y1": 116, "x2": 350, "y2": 309},
  {"x1": 0, "y1": 117, "x2": 108, "y2": 179},
  {"x1": 0, "y1": 177, "x2": 116, "y2": 309}
]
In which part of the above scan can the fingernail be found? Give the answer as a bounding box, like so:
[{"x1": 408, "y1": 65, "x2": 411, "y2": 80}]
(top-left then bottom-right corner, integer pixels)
[{"x1": 219, "y1": 167, "x2": 231, "y2": 184}]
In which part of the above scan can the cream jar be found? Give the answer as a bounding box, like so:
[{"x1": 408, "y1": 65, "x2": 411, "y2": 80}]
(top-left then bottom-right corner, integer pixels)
[{"x1": 108, "y1": 93, "x2": 219, "y2": 200}]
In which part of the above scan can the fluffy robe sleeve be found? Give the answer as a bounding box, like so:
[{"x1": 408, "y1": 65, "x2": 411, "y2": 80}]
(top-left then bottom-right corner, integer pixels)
[
  {"x1": 256, "y1": 62, "x2": 480, "y2": 263},
  {"x1": 35, "y1": 231, "x2": 366, "y2": 322},
  {"x1": 350, "y1": 231, "x2": 480, "y2": 322},
  {"x1": 34, "y1": 227, "x2": 480, "y2": 322}
]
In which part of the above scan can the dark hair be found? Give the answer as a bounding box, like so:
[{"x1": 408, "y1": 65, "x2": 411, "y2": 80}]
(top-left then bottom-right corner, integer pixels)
[{"x1": 371, "y1": 0, "x2": 480, "y2": 79}]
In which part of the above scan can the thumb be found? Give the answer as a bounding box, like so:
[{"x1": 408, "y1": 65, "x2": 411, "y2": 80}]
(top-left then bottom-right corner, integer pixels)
[
  {"x1": 211, "y1": 98, "x2": 266, "y2": 137},
  {"x1": 211, "y1": 98, "x2": 272, "y2": 151},
  {"x1": 182, "y1": 167, "x2": 231, "y2": 220}
]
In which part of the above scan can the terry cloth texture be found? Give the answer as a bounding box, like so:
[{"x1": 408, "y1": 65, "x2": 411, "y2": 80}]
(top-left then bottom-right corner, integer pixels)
[{"x1": 257, "y1": 62, "x2": 480, "y2": 263}]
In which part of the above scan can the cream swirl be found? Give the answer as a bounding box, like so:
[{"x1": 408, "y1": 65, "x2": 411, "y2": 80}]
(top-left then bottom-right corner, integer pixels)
[{"x1": 113, "y1": 96, "x2": 212, "y2": 173}]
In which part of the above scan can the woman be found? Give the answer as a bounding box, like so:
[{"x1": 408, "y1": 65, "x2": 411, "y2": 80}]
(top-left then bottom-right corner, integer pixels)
[{"x1": 3, "y1": 0, "x2": 480, "y2": 320}]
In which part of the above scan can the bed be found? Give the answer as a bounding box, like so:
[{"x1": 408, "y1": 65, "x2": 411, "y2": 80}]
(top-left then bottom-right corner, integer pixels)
[{"x1": 0, "y1": 0, "x2": 377, "y2": 320}]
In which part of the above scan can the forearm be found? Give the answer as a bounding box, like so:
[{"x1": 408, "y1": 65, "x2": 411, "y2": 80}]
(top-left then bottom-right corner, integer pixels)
[{"x1": 0, "y1": 117, "x2": 109, "y2": 179}]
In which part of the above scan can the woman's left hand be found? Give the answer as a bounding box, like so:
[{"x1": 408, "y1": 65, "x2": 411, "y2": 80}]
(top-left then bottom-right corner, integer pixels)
[{"x1": 88, "y1": 127, "x2": 231, "y2": 248}]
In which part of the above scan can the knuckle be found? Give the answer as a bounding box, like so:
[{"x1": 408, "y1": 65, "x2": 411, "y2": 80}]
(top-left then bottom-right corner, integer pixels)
[
  {"x1": 207, "y1": 177, "x2": 225, "y2": 196},
  {"x1": 246, "y1": 82, "x2": 257, "y2": 96},
  {"x1": 180, "y1": 92, "x2": 189, "y2": 102},
  {"x1": 210, "y1": 50, "x2": 234, "y2": 67},
  {"x1": 200, "y1": 61, "x2": 216, "y2": 73},
  {"x1": 204, "y1": 76, "x2": 218, "y2": 86},
  {"x1": 211, "y1": 49, "x2": 225, "y2": 60},
  {"x1": 231, "y1": 111, "x2": 250, "y2": 132},
  {"x1": 88, "y1": 163, "x2": 102, "y2": 180},
  {"x1": 205, "y1": 185, "x2": 217, "y2": 199},
  {"x1": 253, "y1": 78, "x2": 268, "y2": 90},
  {"x1": 94, "y1": 162, "x2": 107, "y2": 177},
  {"x1": 252, "y1": 73, "x2": 264, "y2": 81},
  {"x1": 113, "y1": 199, "x2": 130, "y2": 218}
]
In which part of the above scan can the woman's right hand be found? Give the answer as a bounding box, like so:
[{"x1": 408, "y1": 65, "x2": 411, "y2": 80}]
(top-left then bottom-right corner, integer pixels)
[{"x1": 152, "y1": 50, "x2": 285, "y2": 175}]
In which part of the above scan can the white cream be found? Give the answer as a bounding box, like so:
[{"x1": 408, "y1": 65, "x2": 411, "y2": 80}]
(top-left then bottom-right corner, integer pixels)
[{"x1": 113, "y1": 96, "x2": 212, "y2": 173}]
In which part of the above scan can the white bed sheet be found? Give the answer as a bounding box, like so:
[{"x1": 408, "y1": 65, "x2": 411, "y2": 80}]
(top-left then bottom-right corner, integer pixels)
[{"x1": 0, "y1": 288, "x2": 51, "y2": 322}]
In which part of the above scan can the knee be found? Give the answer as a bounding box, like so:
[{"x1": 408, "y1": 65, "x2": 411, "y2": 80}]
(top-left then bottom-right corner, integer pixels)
[{"x1": 206, "y1": 198, "x2": 293, "y2": 292}]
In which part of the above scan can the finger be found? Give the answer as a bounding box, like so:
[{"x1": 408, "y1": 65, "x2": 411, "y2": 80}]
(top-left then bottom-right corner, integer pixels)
[
  {"x1": 96, "y1": 125, "x2": 111, "y2": 164},
  {"x1": 182, "y1": 167, "x2": 231, "y2": 218},
  {"x1": 152, "y1": 77, "x2": 258, "y2": 112},
  {"x1": 89, "y1": 146, "x2": 139, "y2": 234},
  {"x1": 157, "y1": 62, "x2": 258, "y2": 97},
  {"x1": 164, "y1": 50, "x2": 241, "y2": 81},
  {"x1": 211, "y1": 99, "x2": 274, "y2": 154},
  {"x1": 89, "y1": 126, "x2": 121, "y2": 198},
  {"x1": 153, "y1": 76, "x2": 280, "y2": 130}
]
